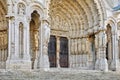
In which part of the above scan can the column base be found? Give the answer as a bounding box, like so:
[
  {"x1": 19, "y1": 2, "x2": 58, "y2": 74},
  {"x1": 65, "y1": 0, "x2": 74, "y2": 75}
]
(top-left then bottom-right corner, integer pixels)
[
  {"x1": 43, "y1": 55, "x2": 50, "y2": 70},
  {"x1": 110, "y1": 59, "x2": 119, "y2": 71},
  {"x1": 34, "y1": 54, "x2": 50, "y2": 71},
  {"x1": 0, "y1": 62, "x2": 6, "y2": 69},
  {"x1": 95, "y1": 58, "x2": 108, "y2": 71},
  {"x1": 6, "y1": 60, "x2": 31, "y2": 69},
  {"x1": 95, "y1": 59, "x2": 100, "y2": 70}
]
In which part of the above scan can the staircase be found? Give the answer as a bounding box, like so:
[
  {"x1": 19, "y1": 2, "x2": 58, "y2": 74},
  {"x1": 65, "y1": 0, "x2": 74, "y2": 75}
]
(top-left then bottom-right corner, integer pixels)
[{"x1": 0, "y1": 68, "x2": 120, "y2": 80}]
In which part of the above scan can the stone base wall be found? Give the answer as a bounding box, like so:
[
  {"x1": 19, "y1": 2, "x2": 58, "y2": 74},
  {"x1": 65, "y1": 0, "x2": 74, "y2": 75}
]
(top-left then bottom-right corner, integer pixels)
[
  {"x1": 69, "y1": 55, "x2": 94, "y2": 70},
  {"x1": 6, "y1": 60, "x2": 31, "y2": 70}
]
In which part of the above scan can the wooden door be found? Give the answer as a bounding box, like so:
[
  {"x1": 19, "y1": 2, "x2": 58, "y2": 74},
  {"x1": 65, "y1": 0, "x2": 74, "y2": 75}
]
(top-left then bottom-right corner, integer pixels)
[
  {"x1": 60, "y1": 37, "x2": 69, "y2": 67},
  {"x1": 48, "y1": 35, "x2": 57, "y2": 67}
]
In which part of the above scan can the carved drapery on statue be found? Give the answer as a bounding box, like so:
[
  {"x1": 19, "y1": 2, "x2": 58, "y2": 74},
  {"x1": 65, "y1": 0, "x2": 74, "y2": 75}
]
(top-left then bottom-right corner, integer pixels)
[
  {"x1": 43, "y1": 23, "x2": 50, "y2": 55},
  {"x1": 0, "y1": 31, "x2": 8, "y2": 49},
  {"x1": 33, "y1": 29, "x2": 39, "y2": 51}
]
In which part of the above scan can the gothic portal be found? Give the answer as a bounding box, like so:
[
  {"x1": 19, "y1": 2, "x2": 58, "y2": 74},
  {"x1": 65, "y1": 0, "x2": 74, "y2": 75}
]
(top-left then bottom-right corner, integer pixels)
[{"x1": 0, "y1": 0, "x2": 120, "y2": 71}]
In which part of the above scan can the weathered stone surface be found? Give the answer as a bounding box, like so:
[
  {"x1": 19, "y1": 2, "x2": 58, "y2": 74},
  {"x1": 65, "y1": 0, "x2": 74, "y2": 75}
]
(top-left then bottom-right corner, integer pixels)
[
  {"x1": 0, "y1": 0, "x2": 120, "y2": 72},
  {"x1": 0, "y1": 69, "x2": 120, "y2": 80}
]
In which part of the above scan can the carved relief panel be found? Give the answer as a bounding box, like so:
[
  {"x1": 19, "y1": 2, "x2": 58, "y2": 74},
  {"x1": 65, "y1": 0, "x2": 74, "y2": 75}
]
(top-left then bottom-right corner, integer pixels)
[{"x1": 17, "y1": 3, "x2": 26, "y2": 15}]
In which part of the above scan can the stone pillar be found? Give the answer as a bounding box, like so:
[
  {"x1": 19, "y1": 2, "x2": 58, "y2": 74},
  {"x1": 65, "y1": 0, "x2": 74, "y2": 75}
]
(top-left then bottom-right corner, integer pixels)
[
  {"x1": 110, "y1": 31, "x2": 119, "y2": 71},
  {"x1": 6, "y1": 17, "x2": 16, "y2": 69},
  {"x1": 6, "y1": 17, "x2": 31, "y2": 69},
  {"x1": 39, "y1": 20, "x2": 50, "y2": 71},
  {"x1": 56, "y1": 36, "x2": 60, "y2": 68},
  {"x1": 95, "y1": 34, "x2": 100, "y2": 70},
  {"x1": 95, "y1": 31, "x2": 108, "y2": 71}
]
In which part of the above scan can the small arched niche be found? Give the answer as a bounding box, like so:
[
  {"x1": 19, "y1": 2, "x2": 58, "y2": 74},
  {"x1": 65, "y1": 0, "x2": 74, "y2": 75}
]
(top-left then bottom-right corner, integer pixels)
[
  {"x1": 29, "y1": 10, "x2": 40, "y2": 69},
  {"x1": 19, "y1": 22, "x2": 24, "y2": 59},
  {"x1": 106, "y1": 24, "x2": 113, "y2": 69}
]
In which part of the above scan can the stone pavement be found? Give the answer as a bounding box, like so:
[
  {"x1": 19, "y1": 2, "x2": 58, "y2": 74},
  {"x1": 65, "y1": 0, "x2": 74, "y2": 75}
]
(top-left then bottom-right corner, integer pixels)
[{"x1": 0, "y1": 68, "x2": 120, "y2": 80}]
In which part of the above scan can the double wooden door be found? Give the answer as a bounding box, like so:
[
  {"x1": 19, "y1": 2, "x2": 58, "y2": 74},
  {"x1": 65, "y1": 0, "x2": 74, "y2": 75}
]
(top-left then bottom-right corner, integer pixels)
[{"x1": 48, "y1": 36, "x2": 69, "y2": 68}]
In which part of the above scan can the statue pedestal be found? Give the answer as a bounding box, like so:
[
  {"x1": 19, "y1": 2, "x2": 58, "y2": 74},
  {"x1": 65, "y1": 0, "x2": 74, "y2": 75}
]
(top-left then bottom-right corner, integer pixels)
[
  {"x1": 0, "y1": 62, "x2": 6, "y2": 69},
  {"x1": 43, "y1": 54, "x2": 49, "y2": 68},
  {"x1": 95, "y1": 58, "x2": 108, "y2": 71},
  {"x1": 95, "y1": 59, "x2": 100, "y2": 70},
  {"x1": 110, "y1": 59, "x2": 119, "y2": 71}
]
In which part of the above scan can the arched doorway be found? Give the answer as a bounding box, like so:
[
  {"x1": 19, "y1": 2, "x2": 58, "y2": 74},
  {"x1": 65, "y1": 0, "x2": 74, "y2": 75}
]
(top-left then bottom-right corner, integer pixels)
[
  {"x1": 49, "y1": 0, "x2": 105, "y2": 70},
  {"x1": 29, "y1": 10, "x2": 40, "y2": 69},
  {"x1": 106, "y1": 24, "x2": 113, "y2": 69}
]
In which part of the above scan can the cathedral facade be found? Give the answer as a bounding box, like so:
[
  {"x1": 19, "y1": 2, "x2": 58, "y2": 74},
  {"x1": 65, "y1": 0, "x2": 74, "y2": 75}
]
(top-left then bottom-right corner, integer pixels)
[{"x1": 0, "y1": 0, "x2": 120, "y2": 71}]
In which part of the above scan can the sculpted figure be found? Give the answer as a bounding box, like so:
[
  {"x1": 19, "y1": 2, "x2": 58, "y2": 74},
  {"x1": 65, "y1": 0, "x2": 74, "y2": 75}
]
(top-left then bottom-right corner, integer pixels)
[
  {"x1": 102, "y1": 32, "x2": 107, "y2": 47},
  {"x1": 43, "y1": 23, "x2": 50, "y2": 46},
  {"x1": 34, "y1": 30, "x2": 39, "y2": 50},
  {"x1": 43, "y1": 23, "x2": 50, "y2": 54}
]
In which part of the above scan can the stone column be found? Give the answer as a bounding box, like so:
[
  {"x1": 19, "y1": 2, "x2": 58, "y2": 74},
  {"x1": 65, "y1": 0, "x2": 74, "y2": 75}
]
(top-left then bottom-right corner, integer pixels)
[
  {"x1": 110, "y1": 31, "x2": 119, "y2": 71},
  {"x1": 6, "y1": 16, "x2": 16, "y2": 69},
  {"x1": 34, "y1": 19, "x2": 43, "y2": 69},
  {"x1": 6, "y1": 17, "x2": 31, "y2": 69},
  {"x1": 56, "y1": 36, "x2": 60, "y2": 68},
  {"x1": 95, "y1": 34, "x2": 100, "y2": 70},
  {"x1": 41, "y1": 20, "x2": 50, "y2": 71},
  {"x1": 95, "y1": 31, "x2": 108, "y2": 71}
]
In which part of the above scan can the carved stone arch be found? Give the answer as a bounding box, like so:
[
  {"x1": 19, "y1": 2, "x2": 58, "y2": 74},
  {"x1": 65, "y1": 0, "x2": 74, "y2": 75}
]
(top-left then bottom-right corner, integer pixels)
[
  {"x1": 28, "y1": 3, "x2": 44, "y2": 19},
  {"x1": 94, "y1": 0, "x2": 107, "y2": 27},
  {"x1": 105, "y1": 23, "x2": 113, "y2": 70},
  {"x1": 117, "y1": 21, "x2": 120, "y2": 30},
  {"x1": 105, "y1": 16, "x2": 117, "y2": 32}
]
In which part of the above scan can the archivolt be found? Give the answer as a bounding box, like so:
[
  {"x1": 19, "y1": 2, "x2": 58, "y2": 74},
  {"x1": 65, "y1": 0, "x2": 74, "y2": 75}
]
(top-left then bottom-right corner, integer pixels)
[{"x1": 49, "y1": 0, "x2": 104, "y2": 37}]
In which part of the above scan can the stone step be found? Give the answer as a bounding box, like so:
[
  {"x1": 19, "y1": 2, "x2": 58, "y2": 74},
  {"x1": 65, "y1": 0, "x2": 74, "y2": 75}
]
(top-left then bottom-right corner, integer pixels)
[{"x1": 0, "y1": 69, "x2": 119, "y2": 80}]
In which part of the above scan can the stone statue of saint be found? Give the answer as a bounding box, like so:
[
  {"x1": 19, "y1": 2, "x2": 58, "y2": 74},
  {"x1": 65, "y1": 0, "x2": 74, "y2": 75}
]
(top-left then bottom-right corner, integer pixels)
[
  {"x1": 43, "y1": 23, "x2": 50, "y2": 46},
  {"x1": 43, "y1": 23, "x2": 50, "y2": 55},
  {"x1": 34, "y1": 30, "x2": 39, "y2": 50}
]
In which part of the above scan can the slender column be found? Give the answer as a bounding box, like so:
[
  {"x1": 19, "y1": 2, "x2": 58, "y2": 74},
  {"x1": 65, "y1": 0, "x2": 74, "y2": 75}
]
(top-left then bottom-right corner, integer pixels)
[
  {"x1": 40, "y1": 20, "x2": 50, "y2": 70},
  {"x1": 7, "y1": 17, "x2": 12, "y2": 61},
  {"x1": 110, "y1": 30, "x2": 119, "y2": 71},
  {"x1": 36, "y1": 19, "x2": 43, "y2": 69},
  {"x1": 69, "y1": 38, "x2": 72, "y2": 68},
  {"x1": 56, "y1": 36, "x2": 60, "y2": 68},
  {"x1": 6, "y1": 16, "x2": 16, "y2": 69},
  {"x1": 23, "y1": 19, "x2": 31, "y2": 61},
  {"x1": 96, "y1": 31, "x2": 108, "y2": 71},
  {"x1": 95, "y1": 34, "x2": 100, "y2": 70}
]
